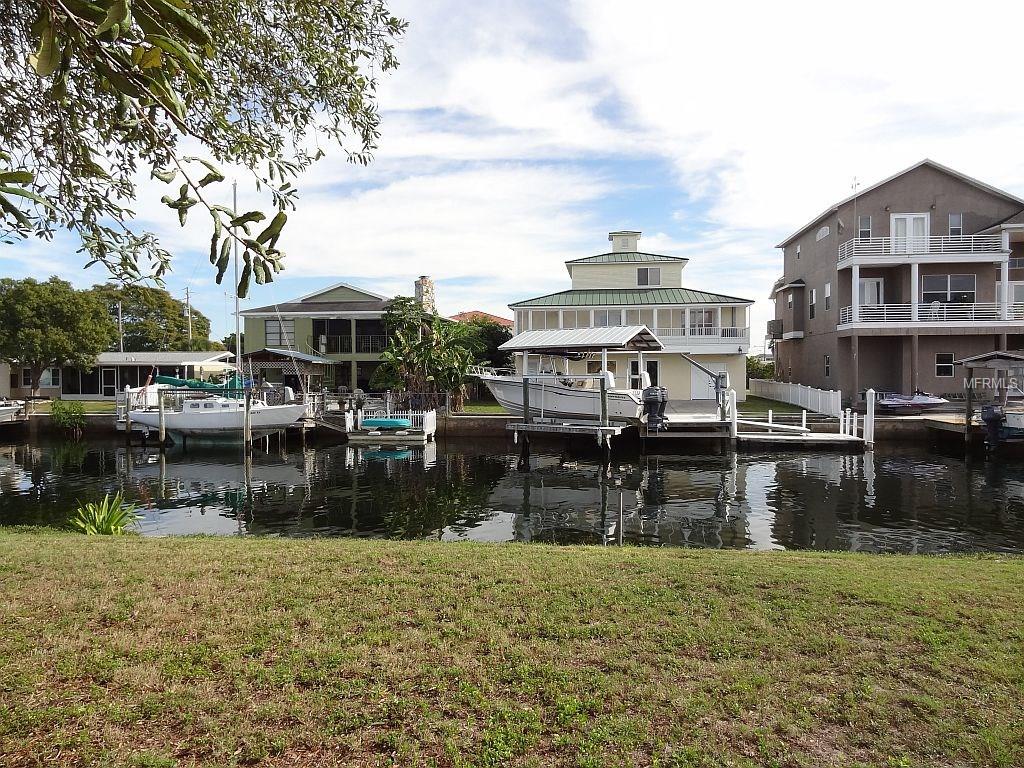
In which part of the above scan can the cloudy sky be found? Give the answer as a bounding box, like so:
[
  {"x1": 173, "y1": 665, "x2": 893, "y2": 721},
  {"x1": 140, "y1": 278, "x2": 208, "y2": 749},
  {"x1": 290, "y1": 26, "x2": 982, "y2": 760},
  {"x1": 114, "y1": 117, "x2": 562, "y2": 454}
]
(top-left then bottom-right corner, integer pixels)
[{"x1": 8, "y1": 0, "x2": 1024, "y2": 348}]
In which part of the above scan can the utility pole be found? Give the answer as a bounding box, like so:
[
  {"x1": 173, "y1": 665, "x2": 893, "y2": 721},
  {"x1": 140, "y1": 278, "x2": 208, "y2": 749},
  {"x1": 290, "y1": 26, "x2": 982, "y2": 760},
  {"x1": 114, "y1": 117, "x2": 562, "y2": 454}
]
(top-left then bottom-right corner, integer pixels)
[
  {"x1": 117, "y1": 301, "x2": 124, "y2": 353},
  {"x1": 184, "y1": 286, "x2": 193, "y2": 347}
]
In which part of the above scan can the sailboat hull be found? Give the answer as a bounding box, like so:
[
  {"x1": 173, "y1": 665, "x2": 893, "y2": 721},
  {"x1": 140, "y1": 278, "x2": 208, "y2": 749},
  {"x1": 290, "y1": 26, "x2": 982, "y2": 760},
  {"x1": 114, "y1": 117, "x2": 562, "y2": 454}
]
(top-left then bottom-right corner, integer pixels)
[
  {"x1": 129, "y1": 401, "x2": 307, "y2": 438},
  {"x1": 478, "y1": 375, "x2": 643, "y2": 422}
]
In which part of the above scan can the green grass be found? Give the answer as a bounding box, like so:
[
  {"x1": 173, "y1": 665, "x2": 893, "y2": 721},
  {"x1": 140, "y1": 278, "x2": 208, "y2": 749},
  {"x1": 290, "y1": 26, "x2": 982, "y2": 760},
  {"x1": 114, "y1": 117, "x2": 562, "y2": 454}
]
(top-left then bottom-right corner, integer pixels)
[
  {"x1": 739, "y1": 396, "x2": 806, "y2": 415},
  {"x1": 460, "y1": 401, "x2": 508, "y2": 414},
  {"x1": 1, "y1": 533, "x2": 1022, "y2": 767}
]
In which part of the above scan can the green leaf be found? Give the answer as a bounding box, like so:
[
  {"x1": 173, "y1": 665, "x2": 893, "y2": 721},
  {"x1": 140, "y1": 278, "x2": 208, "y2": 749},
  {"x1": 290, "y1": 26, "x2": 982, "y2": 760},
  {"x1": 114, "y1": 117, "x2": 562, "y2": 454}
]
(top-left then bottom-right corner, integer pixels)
[
  {"x1": 0, "y1": 171, "x2": 35, "y2": 184},
  {"x1": 96, "y1": 1, "x2": 127, "y2": 36},
  {"x1": 255, "y1": 211, "x2": 287, "y2": 246},
  {"x1": 229, "y1": 211, "x2": 266, "y2": 228},
  {"x1": 216, "y1": 234, "x2": 230, "y2": 266},
  {"x1": 0, "y1": 195, "x2": 32, "y2": 228},
  {"x1": 140, "y1": 46, "x2": 163, "y2": 69},
  {"x1": 30, "y1": 21, "x2": 61, "y2": 77},
  {"x1": 152, "y1": 168, "x2": 177, "y2": 183},
  {"x1": 0, "y1": 185, "x2": 52, "y2": 208},
  {"x1": 143, "y1": 0, "x2": 213, "y2": 46},
  {"x1": 237, "y1": 261, "x2": 251, "y2": 298}
]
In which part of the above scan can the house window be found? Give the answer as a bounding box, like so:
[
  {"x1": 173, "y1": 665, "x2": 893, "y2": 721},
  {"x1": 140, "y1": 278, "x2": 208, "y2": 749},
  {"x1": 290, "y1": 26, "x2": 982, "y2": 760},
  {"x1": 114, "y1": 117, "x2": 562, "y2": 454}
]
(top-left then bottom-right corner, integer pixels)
[
  {"x1": 796, "y1": 244, "x2": 801, "y2": 260},
  {"x1": 594, "y1": 309, "x2": 622, "y2": 327},
  {"x1": 815, "y1": 225, "x2": 830, "y2": 242},
  {"x1": 22, "y1": 367, "x2": 60, "y2": 388},
  {"x1": 922, "y1": 274, "x2": 976, "y2": 304},
  {"x1": 997, "y1": 281, "x2": 1024, "y2": 304},
  {"x1": 824, "y1": 282, "x2": 832, "y2": 311},
  {"x1": 858, "y1": 215, "x2": 871, "y2": 239},
  {"x1": 935, "y1": 353, "x2": 955, "y2": 378},
  {"x1": 808, "y1": 288, "x2": 817, "y2": 319},
  {"x1": 637, "y1": 267, "x2": 661, "y2": 286},
  {"x1": 823, "y1": 354, "x2": 831, "y2": 377},
  {"x1": 586, "y1": 360, "x2": 617, "y2": 374},
  {"x1": 786, "y1": 292, "x2": 793, "y2": 309},
  {"x1": 264, "y1": 319, "x2": 295, "y2": 346},
  {"x1": 949, "y1": 213, "x2": 963, "y2": 237}
]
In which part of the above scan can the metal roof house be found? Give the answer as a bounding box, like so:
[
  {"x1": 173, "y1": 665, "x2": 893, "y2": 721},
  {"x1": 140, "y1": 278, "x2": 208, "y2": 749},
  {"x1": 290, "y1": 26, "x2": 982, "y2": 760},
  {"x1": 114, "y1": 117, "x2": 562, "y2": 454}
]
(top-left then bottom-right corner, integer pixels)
[
  {"x1": 509, "y1": 231, "x2": 754, "y2": 401},
  {"x1": 5, "y1": 351, "x2": 234, "y2": 400}
]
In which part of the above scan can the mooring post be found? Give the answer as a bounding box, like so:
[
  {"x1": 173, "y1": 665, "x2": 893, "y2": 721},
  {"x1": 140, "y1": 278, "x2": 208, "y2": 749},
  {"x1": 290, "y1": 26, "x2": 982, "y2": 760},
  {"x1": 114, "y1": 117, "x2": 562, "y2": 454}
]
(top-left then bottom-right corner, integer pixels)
[
  {"x1": 729, "y1": 389, "x2": 738, "y2": 439},
  {"x1": 618, "y1": 490, "x2": 624, "y2": 546},
  {"x1": 244, "y1": 391, "x2": 253, "y2": 446},
  {"x1": 600, "y1": 376, "x2": 608, "y2": 426},
  {"x1": 157, "y1": 395, "x2": 166, "y2": 446},
  {"x1": 801, "y1": 409, "x2": 807, "y2": 431},
  {"x1": 522, "y1": 376, "x2": 532, "y2": 424},
  {"x1": 767, "y1": 408, "x2": 773, "y2": 434},
  {"x1": 516, "y1": 432, "x2": 531, "y2": 472},
  {"x1": 865, "y1": 388, "x2": 876, "y2": 449}
]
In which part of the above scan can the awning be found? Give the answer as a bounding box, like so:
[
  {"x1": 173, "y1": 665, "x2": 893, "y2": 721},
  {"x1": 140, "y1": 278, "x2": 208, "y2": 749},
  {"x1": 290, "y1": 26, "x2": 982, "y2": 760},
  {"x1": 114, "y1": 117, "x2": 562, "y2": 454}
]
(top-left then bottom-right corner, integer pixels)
[
  {"x1": 954, "y1": 351, "x2": 1024, "y2": 371},
  {"x1": 241, "y1": 348, "x2": 336, "y2": 365},
  {"x1": 499, "y1": 325, "x2": 663, "y2": 355}
]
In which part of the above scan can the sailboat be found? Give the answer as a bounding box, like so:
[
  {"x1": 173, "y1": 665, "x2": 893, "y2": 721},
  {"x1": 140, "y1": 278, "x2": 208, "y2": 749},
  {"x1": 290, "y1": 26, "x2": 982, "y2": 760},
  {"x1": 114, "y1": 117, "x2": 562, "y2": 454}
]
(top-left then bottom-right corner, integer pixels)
[{"x1": 127, "y1": 182, "x2": 306, "y2": 441}]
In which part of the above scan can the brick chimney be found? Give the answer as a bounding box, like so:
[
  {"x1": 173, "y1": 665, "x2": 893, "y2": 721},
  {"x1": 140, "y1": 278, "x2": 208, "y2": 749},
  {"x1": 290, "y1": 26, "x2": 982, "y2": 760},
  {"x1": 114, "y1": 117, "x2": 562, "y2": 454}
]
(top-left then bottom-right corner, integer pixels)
[
  {"x1": 414, "y1": 275, "x2": 436, "y2": 314},
  {"x1": 609, "y1": 230, "x2": 641, "y2": 252}
]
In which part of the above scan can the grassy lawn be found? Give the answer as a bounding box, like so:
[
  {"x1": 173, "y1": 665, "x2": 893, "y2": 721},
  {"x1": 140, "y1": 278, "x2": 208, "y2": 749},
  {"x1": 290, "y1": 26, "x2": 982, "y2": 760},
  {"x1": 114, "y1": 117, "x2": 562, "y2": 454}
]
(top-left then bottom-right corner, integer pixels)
[
  {"x1": 739, "y1": 396, "x2": 806, "y2": 415},
  {"x1": 1, "y1": 533, "x2": 1022, "y2": 767},
  {"x1": 460, "y1": 401, "x2": 508, "y2": 415},
  {"x1": 27, "y1": 399, "x2": 116, "y2": 414}
]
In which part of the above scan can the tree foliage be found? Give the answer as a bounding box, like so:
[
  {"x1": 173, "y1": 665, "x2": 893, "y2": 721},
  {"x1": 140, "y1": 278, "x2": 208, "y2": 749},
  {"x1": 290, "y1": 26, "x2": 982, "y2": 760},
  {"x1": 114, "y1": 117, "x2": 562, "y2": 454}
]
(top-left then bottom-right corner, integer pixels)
[
  {"x1": 0, "y1": 0, "x2": 405, "y2": 295},
  {"x1": 89, "y1": 281, "x2": 216, "y2": 350},
  {"x1": 374, "y1": 297, "x2": 476, "y2": 406},
  {"x1": 461, "y1": 317, "x2": 512, "y2": 368},
  {"x1": 746, "y1": 355, "x2": 774, "y2": 382},
  {"x1": 0, "y1": 276, "x2": 116, "y2": 393}
]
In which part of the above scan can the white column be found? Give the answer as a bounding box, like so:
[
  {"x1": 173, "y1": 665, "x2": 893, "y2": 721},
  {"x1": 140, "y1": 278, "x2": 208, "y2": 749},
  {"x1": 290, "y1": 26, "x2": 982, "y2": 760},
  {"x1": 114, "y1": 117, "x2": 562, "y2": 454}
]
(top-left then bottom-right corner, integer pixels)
[
  {"x1": 1001, "y1": 258, "x2": 1010, "y2": 321},
  {"x1": 910, "y1": 262, "x2": 919, "y2": 322},
  {"x1": 684, "y1": 307, "x2": 690, "y2": 335},
  {"x1": 851, "y1": 264, "x2": 861, "y2": 323},
  {"x1": 715, "y1": 306, "x2": 722, "y2": 335}
]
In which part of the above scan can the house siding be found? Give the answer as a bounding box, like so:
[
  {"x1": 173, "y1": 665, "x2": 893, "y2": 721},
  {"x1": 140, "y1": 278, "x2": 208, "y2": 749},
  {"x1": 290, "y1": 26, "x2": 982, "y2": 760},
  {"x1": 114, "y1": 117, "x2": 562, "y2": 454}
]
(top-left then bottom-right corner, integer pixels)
[{"x1": 569, "y1": 262, "x2": 686, "y2": 290}]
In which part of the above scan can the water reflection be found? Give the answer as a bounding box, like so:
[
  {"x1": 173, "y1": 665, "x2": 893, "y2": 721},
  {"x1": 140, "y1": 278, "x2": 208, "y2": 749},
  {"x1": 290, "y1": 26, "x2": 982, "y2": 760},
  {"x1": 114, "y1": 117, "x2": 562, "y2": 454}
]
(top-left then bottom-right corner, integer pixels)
[{"x1": 1, "y1": 437, "x2": 1023, "y2": 553}]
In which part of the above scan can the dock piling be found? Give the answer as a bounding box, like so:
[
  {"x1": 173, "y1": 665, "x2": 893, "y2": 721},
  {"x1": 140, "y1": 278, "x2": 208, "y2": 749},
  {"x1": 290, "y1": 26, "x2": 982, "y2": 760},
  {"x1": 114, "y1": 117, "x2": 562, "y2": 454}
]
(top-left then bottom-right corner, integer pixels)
[{"x1": 157, "y1": 396, "x2": 166, "y2": 446}]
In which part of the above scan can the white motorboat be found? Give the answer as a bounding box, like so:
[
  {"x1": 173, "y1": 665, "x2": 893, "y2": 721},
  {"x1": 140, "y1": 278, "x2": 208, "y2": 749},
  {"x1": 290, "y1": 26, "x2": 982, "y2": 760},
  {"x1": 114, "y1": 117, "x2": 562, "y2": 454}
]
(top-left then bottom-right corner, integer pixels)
[
  {"x1": 876, "y1": 391, "x2": 949, "y2": 412},
  {"x1": 477, "y1": 325, "x2": 669, "y2": 424},
  {"x1": 477, "y1": 372, "x2": 644, "y2": 422},
  {"x1": 0, "y1": 399, "x2": 24, "y2": 423},
  {"x1": 128, "y1": 396, "x2": 307, "y2": 438}
]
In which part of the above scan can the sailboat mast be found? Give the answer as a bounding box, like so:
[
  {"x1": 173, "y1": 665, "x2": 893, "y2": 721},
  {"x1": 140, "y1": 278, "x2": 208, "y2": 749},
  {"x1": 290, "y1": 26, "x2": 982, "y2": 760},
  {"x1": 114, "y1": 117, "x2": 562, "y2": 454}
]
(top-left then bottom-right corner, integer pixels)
[{"x1": 232, "y1": 181, "x2": 241, "y2": 378}]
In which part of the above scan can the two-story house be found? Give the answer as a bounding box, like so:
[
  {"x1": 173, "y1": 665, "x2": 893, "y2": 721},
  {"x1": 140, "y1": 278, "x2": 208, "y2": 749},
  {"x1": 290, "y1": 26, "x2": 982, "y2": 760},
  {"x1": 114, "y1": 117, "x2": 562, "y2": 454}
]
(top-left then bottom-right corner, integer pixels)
[
  {"x1": 770, "y1": 159, "x2": 1024, "y2": 401},
  {"x1": 509, "y1": 231, "x2": 754, "y2": 400},
  {"x1": 240, "y1": 277, "x2": 435, "y2": 391}
]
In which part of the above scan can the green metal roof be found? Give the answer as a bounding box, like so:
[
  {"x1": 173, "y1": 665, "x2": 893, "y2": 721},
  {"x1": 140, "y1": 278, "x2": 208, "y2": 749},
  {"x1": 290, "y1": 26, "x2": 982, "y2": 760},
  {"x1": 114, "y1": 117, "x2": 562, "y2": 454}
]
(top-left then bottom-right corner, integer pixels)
[
  {"x1": 510, "y1": 288, "x2": 753, "y2": 308},
  {"x1": 565, "y1": 251, "x2": 687, "y2": 264}
]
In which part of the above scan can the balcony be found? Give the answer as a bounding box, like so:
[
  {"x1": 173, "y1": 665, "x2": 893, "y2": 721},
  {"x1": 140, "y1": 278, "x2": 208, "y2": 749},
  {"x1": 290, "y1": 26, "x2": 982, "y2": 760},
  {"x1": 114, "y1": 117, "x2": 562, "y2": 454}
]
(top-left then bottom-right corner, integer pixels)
[
  {"x1": 653, "y1": 326, "x2": 749, "y2": 348},
  {"x1": 837, "y1": 234, "x2": 1005, "y2": 264},
  {"x1": 838, "y1": 303, "x2": 1024, "y2": 325},
  {"x1": 306, "y1": 334, "x2": 389, "y2": 355}
]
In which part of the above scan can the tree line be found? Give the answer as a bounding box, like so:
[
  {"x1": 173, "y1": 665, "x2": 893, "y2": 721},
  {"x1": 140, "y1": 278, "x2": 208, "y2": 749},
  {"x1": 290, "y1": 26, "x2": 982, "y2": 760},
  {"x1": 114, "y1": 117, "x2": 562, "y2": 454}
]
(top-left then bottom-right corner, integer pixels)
[{"x1": 0, "y1": 276, "x2": 224, "y2": 393}]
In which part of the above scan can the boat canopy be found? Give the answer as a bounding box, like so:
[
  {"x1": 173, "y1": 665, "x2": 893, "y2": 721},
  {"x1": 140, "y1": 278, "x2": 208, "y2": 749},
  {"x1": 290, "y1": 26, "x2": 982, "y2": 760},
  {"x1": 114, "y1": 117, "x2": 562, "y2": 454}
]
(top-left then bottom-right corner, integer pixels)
[{"x1": 499, "y1": 325, "x2": 663, "y2": 355}]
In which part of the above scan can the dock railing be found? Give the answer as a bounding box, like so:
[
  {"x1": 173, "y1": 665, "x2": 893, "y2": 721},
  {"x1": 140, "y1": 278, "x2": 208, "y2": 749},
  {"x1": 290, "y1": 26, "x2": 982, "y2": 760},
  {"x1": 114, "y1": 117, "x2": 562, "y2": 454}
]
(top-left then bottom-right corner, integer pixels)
[{"x1": 749, "y1": 379, "x2": 843, "y2": 417}]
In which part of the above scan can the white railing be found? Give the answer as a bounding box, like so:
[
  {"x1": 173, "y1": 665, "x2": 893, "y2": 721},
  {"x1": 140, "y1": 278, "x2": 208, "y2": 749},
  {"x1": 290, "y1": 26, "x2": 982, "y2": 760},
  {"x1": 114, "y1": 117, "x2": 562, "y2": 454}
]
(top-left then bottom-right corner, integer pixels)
[
  {"x1": 654, "y1": 327, "x2": 749, "y2": 343},
  {"x1": 749, "y1": 379, "x2": 842, "y2": 417},
  {"x1": 837, "y1": 234, "x2": 1004, "y2": 262},
  {"x1": 839, "y1": 302, "x2": 1024, "y2": 324}
]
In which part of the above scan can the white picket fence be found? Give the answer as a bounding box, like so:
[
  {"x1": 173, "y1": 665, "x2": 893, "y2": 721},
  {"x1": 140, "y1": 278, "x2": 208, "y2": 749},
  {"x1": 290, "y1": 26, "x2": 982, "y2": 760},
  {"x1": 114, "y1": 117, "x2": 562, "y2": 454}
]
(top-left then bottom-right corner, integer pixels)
[{"x1": 749, "y1": 379, "x2": 843, "y2": 417}]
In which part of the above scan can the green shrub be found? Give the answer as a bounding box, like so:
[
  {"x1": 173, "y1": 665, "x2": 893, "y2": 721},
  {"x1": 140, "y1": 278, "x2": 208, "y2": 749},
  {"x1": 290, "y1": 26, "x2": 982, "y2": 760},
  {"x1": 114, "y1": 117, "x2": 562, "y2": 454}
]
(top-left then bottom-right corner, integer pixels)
[
  {"x1": 50, "y1": 398, "x2": 86, "y2": 434},
  {"x1": 69, "y1": 492, "x2": 140, "y2": 535}
]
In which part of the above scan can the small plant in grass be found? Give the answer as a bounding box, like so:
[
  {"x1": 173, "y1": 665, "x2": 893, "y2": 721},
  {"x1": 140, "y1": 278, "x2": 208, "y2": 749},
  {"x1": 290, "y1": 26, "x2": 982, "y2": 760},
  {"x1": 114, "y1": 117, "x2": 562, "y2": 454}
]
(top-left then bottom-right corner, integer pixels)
[
  {"x1": 50, "y1": 398, "x2": 86, "y2": 437},
  {"x1": 69, "y1": 492, "x2": 140, "y2": 535}
]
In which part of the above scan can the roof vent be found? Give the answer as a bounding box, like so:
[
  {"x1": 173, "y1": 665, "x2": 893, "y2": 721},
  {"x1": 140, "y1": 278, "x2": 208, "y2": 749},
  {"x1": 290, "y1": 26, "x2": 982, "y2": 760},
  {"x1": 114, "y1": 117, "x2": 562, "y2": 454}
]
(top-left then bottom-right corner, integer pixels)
[{"x1": 608, "y1": 230, "x2": 641, "y2": 252}]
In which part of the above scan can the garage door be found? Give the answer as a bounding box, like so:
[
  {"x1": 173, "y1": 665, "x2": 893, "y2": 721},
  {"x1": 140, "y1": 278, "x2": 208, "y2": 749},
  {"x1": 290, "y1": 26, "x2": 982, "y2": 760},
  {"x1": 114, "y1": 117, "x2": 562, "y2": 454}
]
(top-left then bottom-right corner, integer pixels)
[{"x1": 690, "y1": 359, "x2": 728, "y2": 400}]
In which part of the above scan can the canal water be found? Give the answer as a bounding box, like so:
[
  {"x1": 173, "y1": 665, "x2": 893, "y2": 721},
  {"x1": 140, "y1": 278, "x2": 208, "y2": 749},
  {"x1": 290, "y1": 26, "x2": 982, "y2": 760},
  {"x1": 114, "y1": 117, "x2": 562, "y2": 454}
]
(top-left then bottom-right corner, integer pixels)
[{"x1": 1, "y1": 436, "x2": 1023, "y2": 553}]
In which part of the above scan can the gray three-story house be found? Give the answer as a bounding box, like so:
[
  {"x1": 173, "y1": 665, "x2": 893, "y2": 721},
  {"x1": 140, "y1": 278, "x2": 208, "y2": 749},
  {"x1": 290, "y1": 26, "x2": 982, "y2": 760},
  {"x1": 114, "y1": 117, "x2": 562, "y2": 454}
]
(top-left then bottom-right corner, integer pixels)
[{"x1": 770, "y1": 159, "x2": 1024, "y2": 401}]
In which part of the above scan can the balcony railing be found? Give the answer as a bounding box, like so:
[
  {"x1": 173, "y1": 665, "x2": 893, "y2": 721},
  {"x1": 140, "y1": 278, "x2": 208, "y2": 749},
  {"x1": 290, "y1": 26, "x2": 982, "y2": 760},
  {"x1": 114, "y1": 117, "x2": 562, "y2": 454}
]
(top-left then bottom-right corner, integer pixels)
[
  {"x1": 839, "y1": 303, "x2": 1024, "y2": 324},
  {"x1": 653, "y1": 326, "x2": 749, "y2": 343},
  {"x1": 306, "y1": 334, "x2": 389, "y2": 355},
  {"x1": 837, "y1": 234, "x2": 1004, "y2": 263}
]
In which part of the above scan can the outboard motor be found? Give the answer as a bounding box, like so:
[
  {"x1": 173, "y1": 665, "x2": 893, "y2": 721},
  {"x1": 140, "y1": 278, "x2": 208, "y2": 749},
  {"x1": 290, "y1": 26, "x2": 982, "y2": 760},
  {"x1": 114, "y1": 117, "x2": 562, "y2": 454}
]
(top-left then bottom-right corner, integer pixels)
[
  {"x1": 981, "y1": 404, "x2": 1005, "y2": 451},
  {"x1": 643, "y1": 386, "x2": 666, "y2": 431},
  {"x1": 657, "y1": 386, "x2": 669, "y2": 421}
]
